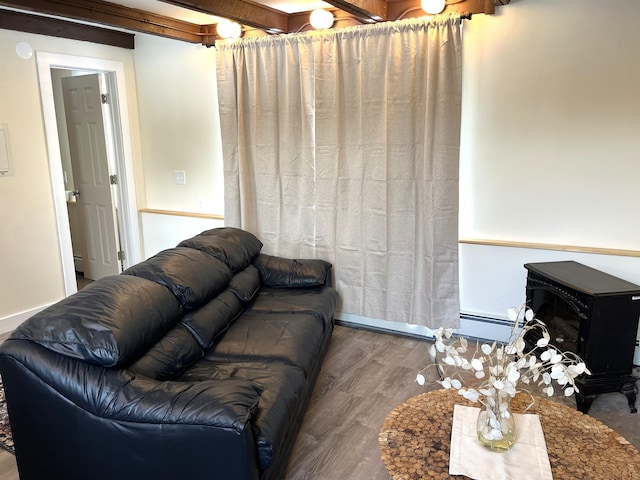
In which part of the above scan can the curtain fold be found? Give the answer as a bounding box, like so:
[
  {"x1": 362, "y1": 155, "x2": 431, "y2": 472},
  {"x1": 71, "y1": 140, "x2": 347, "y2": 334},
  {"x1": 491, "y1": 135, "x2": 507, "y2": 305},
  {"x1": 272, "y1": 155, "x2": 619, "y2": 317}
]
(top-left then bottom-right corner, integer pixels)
[{"x1": 216, "y1": 15, "x2": 462, "y2": 328}]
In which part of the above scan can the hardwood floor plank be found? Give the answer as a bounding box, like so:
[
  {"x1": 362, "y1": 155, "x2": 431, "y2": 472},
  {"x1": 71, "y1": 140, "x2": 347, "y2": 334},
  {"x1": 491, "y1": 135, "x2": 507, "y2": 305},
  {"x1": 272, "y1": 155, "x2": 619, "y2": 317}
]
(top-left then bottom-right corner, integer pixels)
[
  {"x1": 283, "y1": 325, "x2": 432, "y2": 479},
  {"x1": 1, "y1": 324, "x2": 636, "y2": 479},
  {"x1": 0, "y1": 450, "x2": 18, "y2": 480}
]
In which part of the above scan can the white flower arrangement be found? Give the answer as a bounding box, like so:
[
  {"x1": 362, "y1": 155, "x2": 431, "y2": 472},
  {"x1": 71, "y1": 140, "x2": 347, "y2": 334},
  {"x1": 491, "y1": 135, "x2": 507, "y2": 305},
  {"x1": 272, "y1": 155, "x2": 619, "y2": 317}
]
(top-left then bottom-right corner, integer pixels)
[{"x1": 416, "y1": 305, "x2": 591, "y2": 407}]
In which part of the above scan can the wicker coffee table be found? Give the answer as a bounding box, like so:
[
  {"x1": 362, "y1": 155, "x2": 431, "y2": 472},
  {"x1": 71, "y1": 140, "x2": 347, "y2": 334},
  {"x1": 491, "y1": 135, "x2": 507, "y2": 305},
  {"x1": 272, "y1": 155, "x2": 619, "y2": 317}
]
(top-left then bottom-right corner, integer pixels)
[{"x1": 379, "y1": 389, "x2": 640, "y2": 479}]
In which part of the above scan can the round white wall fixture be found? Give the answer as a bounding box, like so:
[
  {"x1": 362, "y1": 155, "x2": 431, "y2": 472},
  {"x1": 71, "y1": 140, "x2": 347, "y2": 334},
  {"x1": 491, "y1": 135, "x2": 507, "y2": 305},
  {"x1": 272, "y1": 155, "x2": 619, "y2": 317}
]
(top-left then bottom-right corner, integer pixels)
[{"x1": 16, "y1": 42, "x2": 33, "y2": 60}]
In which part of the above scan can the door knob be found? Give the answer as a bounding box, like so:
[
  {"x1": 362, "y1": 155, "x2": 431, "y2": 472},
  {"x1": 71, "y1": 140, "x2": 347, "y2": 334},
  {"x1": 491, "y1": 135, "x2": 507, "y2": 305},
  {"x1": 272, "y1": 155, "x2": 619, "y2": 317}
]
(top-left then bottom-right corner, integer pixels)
[{"x1": 71, "y1": 190, "x2": 80, "y2": 197}]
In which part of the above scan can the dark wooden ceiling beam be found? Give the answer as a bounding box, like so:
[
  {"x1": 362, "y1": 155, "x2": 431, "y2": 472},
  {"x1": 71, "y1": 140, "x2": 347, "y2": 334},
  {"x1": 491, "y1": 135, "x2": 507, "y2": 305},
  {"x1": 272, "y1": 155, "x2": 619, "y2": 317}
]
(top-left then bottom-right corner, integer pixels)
[
  {"x1": 0, "y1": 7, "x2": 134, "y2": 47},
  {"x1": 387, "y1": 0, "x2": 509, "y2": 20},
  {"x1": 159, "y1": 0, "x2": 289, "y2": 33},
  {"x1": 324, "y1": 0, "x2": 387, "y2": 22},
  {"x1": 0, "y1": 0, "x2": 203, "y2": 43}
]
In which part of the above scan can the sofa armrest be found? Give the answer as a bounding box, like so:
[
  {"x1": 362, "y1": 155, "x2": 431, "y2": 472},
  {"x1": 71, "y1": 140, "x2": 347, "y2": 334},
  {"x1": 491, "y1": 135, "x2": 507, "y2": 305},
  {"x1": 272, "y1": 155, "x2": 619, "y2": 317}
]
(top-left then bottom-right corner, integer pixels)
[
  {"x1": 0, "y1": 342, "x2": 263, "y2": 480},
  {"x1": 0, "y1": 339, "x2": 260, "y2": 431},
  {"x1": 254, "y1": 253, "x2": 333, "y2": 288}
]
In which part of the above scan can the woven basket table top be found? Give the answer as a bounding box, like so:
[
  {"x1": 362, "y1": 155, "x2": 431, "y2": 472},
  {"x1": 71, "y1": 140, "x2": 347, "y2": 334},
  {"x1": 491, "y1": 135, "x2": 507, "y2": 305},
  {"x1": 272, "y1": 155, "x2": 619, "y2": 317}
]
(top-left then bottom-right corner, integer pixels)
[{"x1": 379, "y1": 389, "x2": 640, "y2": 480}]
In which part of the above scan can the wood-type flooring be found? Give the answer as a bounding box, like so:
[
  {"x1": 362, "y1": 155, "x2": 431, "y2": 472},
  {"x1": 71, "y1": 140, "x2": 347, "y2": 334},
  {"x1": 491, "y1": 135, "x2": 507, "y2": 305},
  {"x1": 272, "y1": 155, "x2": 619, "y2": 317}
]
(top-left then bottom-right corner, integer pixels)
[{"x1": 0, "y1": 324, "x2": 638, "y2": 480}]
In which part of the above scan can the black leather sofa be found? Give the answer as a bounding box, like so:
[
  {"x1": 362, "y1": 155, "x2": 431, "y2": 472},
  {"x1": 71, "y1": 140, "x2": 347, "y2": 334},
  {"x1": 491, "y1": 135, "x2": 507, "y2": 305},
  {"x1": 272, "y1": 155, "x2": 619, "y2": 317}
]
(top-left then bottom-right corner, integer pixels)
[{"x1": 0, "y1": 227, "x2": 338, "y2": 480}]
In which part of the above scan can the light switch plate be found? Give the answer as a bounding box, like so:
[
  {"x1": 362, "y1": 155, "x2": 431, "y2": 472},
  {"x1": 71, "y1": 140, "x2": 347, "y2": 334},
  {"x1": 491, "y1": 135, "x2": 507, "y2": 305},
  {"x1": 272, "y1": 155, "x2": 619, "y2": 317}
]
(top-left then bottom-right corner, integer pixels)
[{"x1": 0, "y1": 124, "x2": 13, "y2": 176}]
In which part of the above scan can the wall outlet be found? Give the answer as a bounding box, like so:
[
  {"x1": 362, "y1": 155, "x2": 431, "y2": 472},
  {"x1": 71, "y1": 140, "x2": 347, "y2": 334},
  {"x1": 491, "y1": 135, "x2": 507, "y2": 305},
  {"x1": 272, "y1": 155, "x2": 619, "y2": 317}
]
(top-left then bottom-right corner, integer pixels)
[{"x1": 173, "y1": 170, "x2": 186, "y2": 185}]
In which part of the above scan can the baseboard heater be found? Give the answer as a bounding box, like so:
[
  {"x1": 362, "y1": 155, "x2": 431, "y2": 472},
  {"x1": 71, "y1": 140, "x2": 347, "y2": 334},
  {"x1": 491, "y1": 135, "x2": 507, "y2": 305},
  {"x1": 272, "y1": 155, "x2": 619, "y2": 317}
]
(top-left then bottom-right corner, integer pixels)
[
  {"x1": 73, "y1": 255, "x2": 83, "y2": 273},
  {"x1": 337, "y1": 312, "x2": 640, "y2": 367}
]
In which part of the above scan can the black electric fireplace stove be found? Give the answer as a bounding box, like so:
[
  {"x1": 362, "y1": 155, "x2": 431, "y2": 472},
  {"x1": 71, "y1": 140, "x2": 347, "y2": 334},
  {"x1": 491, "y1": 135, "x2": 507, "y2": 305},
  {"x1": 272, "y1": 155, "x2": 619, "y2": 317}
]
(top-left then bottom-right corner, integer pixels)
[{"x1": 524, "y1": 261, "x2": 640, "y2": 414}]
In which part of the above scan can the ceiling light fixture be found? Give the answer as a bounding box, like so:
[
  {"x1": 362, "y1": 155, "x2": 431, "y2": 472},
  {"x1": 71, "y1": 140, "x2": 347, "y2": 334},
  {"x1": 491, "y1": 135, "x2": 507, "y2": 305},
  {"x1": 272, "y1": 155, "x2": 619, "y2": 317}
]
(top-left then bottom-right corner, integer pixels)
[
  {"x1": 421, "y1": 0, "x2": 446, "y2": 14},
  {"x1": 309, "y1": 9, "x2": 335, "y2": 30},
  {"x1": 216, "y1": 19, "x2": 242, "y2": 39}
]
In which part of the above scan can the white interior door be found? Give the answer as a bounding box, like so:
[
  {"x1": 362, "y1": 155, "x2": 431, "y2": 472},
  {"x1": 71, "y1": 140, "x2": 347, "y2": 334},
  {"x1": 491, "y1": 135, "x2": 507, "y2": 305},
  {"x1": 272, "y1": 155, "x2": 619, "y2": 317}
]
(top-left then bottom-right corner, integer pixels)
[{"x1": 62, "y1": 74, "x2": 120, "y2": 281}]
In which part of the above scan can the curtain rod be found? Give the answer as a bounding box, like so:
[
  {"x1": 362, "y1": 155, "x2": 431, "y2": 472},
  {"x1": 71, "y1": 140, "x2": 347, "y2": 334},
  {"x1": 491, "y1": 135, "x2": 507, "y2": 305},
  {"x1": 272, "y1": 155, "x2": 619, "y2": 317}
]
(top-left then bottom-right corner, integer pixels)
[{"x1": 212, "y1": 12, "x2": 473, "y2": 46}]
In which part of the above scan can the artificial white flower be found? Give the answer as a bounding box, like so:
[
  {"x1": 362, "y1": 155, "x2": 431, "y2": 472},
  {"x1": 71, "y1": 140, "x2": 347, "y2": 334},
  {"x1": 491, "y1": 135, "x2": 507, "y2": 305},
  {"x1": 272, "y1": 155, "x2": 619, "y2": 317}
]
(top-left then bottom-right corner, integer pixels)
[
  {"x1": 416, "y1": 304, "x2": 589, "y2": 411},
  {"x1": 481, "y1": 343, "x2": 493, "y2": 355}
]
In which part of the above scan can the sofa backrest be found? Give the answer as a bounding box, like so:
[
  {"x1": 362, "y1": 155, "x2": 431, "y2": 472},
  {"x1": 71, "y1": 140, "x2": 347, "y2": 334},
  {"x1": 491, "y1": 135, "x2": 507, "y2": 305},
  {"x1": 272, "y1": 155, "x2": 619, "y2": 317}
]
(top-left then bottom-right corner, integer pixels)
[
  {"x1": 11, "y1": 275, "x2": 182, "y2": 368},
  {"x1": 11, "y1": 228, "x2": 265, "y2": 375},
  {"x1": 177, "y1": 227, "x2": 263, "y2": 273},
  {"x1": 122, "y1": 247, "x2": 232, "y2": 310},
  {"x1": 125, "y1": 228, "x2": 264, "y2": 379}
]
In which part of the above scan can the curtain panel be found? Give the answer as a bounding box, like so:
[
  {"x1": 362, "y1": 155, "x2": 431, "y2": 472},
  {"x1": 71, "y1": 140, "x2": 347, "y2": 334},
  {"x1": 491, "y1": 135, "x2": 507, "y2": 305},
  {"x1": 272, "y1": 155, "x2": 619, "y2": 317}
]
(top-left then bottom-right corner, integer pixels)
[{"x1": 216, "y1": 14, "x2": 462, "y2": 328}]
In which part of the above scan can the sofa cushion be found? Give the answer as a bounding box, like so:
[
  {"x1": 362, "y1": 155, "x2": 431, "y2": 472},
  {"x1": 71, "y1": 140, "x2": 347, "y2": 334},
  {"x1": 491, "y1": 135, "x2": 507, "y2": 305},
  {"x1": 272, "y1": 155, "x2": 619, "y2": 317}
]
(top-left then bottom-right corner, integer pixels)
[
  {"x1": 254, "y1": 254, "x2": 332, "y2": 287},
  {"x1": 177, "y1": 227, "x2": 263, "y2": 273},
  {"x1": 208, "y1": 313, "x2": 325, "y2": 378},
  {"x1": 248, "y1": 286, "x2": 338, "y2": 332},
  {"x1": 10, "y1": 275, "x2": 182, "y2": 367},
  {"x1": 178, "y1": 360, "x2": 306, "y2": 471},
  {"x1": 128, "y1": 324, "x2": 204, "y2": 380},
  {"x1": 229, "y1": 266, "x2": 261, "y2": 303},
  {"x1": 180, "y1": 290, "x2": 243, "y2": 349},
  {"x1": 123, "y1": 247, "x2": 232, "y2": 310}
]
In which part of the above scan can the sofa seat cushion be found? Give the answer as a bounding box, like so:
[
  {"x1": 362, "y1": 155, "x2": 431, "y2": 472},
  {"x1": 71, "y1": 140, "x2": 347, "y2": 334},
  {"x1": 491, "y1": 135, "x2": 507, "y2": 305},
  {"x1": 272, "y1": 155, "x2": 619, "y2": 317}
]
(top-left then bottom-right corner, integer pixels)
[
  {"x1": 10, "y1": 276, "x2": 182, "y2": 367},
  {"x1": 208, "y1": 313, "x2": 324, "y2": 378},
  {"x1": 178, "y1": 361, "x2": 306, "y2": 471},
  {"x1": 123, "y1": 247, "x2": 232, "y2": 311},
  {"x1": 247, "y1": 286, "x2": 338, "y2": 332}
]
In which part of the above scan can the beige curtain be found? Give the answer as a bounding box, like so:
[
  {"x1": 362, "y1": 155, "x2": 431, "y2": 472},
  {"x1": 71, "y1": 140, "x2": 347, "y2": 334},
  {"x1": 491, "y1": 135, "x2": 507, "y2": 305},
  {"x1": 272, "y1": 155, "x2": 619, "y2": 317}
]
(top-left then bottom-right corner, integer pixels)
[{"x1": 216, "y1": 14, "x2": 462, "y2": 328}]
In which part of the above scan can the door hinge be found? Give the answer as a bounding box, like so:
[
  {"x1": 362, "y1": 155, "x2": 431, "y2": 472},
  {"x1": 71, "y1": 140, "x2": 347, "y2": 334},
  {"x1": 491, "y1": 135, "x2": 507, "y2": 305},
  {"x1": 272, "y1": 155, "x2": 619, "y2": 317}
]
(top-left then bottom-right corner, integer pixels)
[
  {"x1": 110, "y1": 174, "x2": 118, "y2": 185},
  {"x1": 101, "y1": 93, "x2": 109, "y2": 104},
  {"x1": 117, "y1": 250, "x2": 126, "y2": 262}
]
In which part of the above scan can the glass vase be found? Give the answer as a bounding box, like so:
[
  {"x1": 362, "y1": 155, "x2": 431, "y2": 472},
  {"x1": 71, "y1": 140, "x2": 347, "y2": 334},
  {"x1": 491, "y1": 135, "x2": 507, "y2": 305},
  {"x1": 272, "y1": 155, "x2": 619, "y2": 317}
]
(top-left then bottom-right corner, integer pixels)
[{"x1": 476, "y1": 393, "x2": 516, "y2": 452}]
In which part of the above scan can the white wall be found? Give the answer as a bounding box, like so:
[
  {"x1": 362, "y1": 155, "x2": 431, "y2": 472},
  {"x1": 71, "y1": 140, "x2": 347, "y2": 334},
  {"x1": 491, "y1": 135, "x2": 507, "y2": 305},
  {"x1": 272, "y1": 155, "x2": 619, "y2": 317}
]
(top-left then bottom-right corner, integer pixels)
[
  {"x1": 133, "y1": 34, "x2": 224, "y2": 218},
  {"x1": 0, "y1": 28, "x2": 144, "y2": 331},
  {"x1": 459, "y1": 0, "x2": 640, "y2": 321},
  {"x1": 3, "y1": 0, "x2": 639, "y2": 341},
  {"x1": 457, "y1": 0, "x2": 640, "y2": 363},
  {"x1": 460, "y1": 0, "x2": 640, "y2": 250},
  {"x1": 140, "y1": 211, "x2": 224, "y2": 258},
  {"x1": 0, "y1": 28, "x2": 225, "y2": 331}
]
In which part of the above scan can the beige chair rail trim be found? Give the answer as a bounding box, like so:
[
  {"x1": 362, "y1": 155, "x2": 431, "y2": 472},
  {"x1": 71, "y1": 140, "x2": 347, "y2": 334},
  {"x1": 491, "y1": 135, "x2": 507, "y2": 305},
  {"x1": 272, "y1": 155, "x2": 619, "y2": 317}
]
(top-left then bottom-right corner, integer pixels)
[
  {"x1": 139, "y1": 208, "x2": 224, "y2": 220},
  {"x1": 459, "y1": 239, "x2": 640, "y2": 258}
]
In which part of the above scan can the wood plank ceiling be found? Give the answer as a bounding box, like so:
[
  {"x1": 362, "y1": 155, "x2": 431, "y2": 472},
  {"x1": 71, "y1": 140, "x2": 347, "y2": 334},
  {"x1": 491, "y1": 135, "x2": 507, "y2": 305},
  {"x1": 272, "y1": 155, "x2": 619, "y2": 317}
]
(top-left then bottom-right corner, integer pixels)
[{"x1": 0, "y1": 0, "x2": 511, "y2": 48}]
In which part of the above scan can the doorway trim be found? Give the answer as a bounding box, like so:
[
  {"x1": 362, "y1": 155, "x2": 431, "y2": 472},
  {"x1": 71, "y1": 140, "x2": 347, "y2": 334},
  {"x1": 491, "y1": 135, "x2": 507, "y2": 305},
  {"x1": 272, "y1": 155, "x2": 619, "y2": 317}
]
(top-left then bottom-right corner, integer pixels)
[{"x1": 36, "y1": 52, "x2": 142, "y2": 296}]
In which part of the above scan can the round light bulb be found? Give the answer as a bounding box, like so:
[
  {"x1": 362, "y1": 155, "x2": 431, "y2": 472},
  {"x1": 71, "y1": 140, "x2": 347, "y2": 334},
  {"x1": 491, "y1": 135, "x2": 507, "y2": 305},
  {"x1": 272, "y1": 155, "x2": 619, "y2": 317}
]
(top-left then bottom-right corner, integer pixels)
[
  {"x1": 216, "y1": 20, "x2": 242, "y2": 39},
  {"x1": 310, "y1": 9, "x2": 334, "y2": 30},
  {"x1": 421, "y1": 0, "x2": 446, "y2": 14}
]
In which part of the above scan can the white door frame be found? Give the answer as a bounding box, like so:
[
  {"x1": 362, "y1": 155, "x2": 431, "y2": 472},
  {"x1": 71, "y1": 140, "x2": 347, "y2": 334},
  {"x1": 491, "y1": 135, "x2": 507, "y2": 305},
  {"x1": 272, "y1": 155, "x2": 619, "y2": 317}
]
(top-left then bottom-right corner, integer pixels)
[{"x1": 36, "y1": 52, "x2": 142, "y2": 296}]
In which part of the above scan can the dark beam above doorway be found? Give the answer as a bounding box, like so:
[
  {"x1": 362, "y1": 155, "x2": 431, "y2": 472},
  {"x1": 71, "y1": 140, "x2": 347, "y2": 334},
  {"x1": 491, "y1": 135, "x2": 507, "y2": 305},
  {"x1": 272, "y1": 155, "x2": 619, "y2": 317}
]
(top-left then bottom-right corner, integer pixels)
[{"x1": 0, "y1": 0, "x2": 203, "y2": 43}]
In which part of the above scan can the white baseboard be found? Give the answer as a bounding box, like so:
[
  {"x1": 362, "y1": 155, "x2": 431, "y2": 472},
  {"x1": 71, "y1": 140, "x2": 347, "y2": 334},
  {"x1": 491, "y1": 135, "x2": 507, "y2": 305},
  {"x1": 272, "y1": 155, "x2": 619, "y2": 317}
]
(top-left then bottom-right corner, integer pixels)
[
  {"x1": 335, "y1": 312, "x2": 514, "y2": 343},
  {"x1": 337, "y1": 312, "x2": 640, "y2": 367},
  {"x1": 0, "y1": 304, "x2": 51, "y2": 334}
]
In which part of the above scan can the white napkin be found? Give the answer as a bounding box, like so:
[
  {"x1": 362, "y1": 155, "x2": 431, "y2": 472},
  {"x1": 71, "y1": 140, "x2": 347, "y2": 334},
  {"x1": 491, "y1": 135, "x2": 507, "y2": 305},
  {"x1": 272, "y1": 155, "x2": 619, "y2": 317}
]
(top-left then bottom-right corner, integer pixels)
[{"x1": 449, "y1": 404, "x2": 553, "y2": 480}]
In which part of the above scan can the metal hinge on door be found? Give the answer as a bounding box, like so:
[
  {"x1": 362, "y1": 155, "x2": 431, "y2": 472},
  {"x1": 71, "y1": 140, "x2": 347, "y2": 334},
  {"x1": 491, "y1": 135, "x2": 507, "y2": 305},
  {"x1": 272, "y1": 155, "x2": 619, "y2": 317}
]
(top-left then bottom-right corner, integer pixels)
[
  {"x1": 117, "y1": 250, "x2": 126, "y2": 270},
  {"x1": 101, "y1": 94, "x2": 109, "y2": 104},
  {"x1": 110, "y1": 174, "x2": 118, "y2": 185}
]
